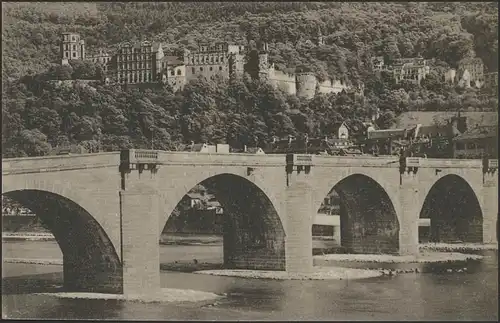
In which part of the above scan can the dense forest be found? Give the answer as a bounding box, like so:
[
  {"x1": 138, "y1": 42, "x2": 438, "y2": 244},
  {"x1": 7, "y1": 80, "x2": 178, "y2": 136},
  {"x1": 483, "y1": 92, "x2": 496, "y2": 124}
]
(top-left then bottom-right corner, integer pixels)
[{"x1": 2, "y1": 2, "x2": 498, "y2": 157}]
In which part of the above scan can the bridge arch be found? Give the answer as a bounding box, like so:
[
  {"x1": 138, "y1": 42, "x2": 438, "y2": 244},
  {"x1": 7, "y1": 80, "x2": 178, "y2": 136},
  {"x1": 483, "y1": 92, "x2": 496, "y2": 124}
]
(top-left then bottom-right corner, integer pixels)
[
  {"x1": 420, "y1": 174, "x2": 483, "y2": 243},
  {"x1": 160, "y1": 172, "x2": 286, "y2": 270},
  {"x1": 314, "y1": 173, "x2": 400, "y2": 254},
  {"x1": 2, "y1": 189, "x2": 122, "y2": 293}
]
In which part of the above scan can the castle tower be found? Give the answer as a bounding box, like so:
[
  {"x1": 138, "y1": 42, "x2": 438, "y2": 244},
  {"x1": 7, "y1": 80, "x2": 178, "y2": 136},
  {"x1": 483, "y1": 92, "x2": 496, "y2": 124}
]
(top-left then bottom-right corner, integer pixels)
[
  {"x1": 296, "y1": 72, "x2": 317, "y2": 99},
  {"x1": 60, "y1": 32, "x2": 85, "y2": 65},
  {"x1": 229, "y1": 53, "x2": 245, "y2": 79},
  {"x1": 315, "y1": 27, "x2": 325, "y2": 46}
]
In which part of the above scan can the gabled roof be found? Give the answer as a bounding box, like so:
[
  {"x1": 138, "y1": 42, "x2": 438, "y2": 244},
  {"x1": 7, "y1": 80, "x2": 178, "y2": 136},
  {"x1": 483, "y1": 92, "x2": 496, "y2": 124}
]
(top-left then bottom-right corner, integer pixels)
[
  {"x1": 332, "y1": 121, "x2": 350, "y2": 131},
  {"x1": 367, "y1": 128, "x2": 407, "y2": 139},
  {"x1": 453, "y1": 125, "x2": 498, "y2": 141},
  {"x1": 163, "y1": 56, "x2": 184, "y2": 66},
  {"x1": 394, "y1": 112, "x2": 498, "y2": 129},
  {"x1": 417, "y1": 125, "x2": 450, "y2": 137},
  {"x1": 152, "y1": 42, "x2": 162, "y2": 52},
  {"x1": 186, "y1": 192, "x2": 204, "y2": 200},
  {"x1": 183, "y1": 143, "x2": 207, "y2": 152},
  {"x1": 246, "y1": 147, "x2": 263, "y2": 154}
]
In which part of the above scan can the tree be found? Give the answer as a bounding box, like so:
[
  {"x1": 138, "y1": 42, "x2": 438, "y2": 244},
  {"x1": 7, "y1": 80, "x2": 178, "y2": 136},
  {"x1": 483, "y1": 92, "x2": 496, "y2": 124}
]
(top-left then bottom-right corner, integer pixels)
[
  {"x1": 8, "y1": 129, "x2": 52, "y2": 157},
  {"x1": 375, "y1": 110, "x2": 396, "y2": 129}
]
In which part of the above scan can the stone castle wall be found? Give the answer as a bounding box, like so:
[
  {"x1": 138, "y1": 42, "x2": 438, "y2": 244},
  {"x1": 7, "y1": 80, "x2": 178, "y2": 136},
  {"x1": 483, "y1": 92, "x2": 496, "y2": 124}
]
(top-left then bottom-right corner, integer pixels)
[
  {"x1": 318, "y1": 79, "x2": 350, "y2": 95},
  {"x1": 295, "y1": 73, "x2": 317, "y2": 99},
  {"x1": 268, "y1": 66, "x2": 297, "y2": 96}
]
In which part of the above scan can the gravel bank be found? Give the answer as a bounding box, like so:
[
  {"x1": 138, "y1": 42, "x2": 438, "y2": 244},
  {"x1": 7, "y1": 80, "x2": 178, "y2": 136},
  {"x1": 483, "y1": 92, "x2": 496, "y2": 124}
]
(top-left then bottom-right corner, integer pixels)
[
  {"x1": 419, "y1": 243, "x2": 498, "y2": 252},
  {"x1": 314, "y1": 251, "x2": 483, "y2": 264},
  {"x1": 3, "y1": 258, "x2": 62, "y2": 265},
  {"x1": 35, "y1": 288, "x2": 223, "y2": 304},
  {"x1": 195, "y1": 267, "x2": 383, "y2": 280}
]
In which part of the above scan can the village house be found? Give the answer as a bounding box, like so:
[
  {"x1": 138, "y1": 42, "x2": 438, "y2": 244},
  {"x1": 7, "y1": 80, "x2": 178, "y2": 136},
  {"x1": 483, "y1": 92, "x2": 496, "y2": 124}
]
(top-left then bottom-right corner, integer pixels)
[{"x1": 452, "y1": 125, "x2": 498, "y2": 159}]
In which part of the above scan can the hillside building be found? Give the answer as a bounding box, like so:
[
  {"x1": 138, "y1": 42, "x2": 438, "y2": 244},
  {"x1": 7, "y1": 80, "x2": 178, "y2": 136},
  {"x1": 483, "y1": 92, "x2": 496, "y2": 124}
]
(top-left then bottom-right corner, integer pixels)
[
  {"x1": 484, "y1": 72, "x2": 498, "y2": 89},
  {"x1": 60, "y1": 32, "x2": 85, "y2": 65},
  {"x1": 456, "y1": 57, "x2": 484, "y2": 88},
  {"x1": 59, "y1": 32, "x2": 352, "y2": 99},
  {"x1": 391, "y1": 58, "x2": 430, "y2": 85},
  {"x1": 115, "y1": 41, "x2": 164, "y2": 84},
  {"x1": 86, "y1": 49, "x2": 113, "y2": 73}
]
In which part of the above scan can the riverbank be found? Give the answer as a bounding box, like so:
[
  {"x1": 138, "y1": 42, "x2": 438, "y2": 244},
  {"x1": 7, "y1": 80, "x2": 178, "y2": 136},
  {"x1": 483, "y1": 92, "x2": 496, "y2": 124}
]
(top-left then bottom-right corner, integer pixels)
[
  {"x1": 195, "y1": 267, "x2": 383, "y2": 280},
  {"x1": 35, "y1": 288, "x2": 223, "y2": 304},
  {"x1": 420, "y1": 242, "x2": 498, "y2": 252},
  {"x1": 314, "y1": 251, "x2": 483, "y2": 264}
]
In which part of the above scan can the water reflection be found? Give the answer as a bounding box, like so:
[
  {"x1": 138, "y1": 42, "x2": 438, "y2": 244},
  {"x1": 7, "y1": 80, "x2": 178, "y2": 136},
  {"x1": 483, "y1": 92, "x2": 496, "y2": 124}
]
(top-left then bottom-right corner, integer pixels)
[{"x1": 2, "y1": 243, "x2": 498, "y2": 321}]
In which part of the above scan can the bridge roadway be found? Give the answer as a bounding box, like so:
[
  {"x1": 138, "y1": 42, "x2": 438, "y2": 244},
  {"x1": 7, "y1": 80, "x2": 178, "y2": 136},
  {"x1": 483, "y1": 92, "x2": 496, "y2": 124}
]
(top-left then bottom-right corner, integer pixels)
[{"x1": 2, "y1": 150, "x2": 498, "y2": 296}]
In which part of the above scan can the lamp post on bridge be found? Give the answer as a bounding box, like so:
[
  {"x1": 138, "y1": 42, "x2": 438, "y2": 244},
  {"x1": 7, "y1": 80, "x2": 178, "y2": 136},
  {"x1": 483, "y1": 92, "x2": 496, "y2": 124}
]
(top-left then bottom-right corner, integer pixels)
[{"x1": 150, "y1": 126, "x2": 154, "y2": 150}]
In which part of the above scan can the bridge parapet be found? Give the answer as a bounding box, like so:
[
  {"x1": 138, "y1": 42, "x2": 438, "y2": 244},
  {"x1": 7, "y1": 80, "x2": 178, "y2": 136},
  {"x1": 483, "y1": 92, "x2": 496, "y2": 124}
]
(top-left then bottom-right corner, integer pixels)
[
  {"x1": 315, "y1": 155, "x2": 399, "y2": 168},
  {"x1": 416, "y1": 158, "x2": 483, "y2": 169},
  {"x1": 2, "y1": 152, "x2": 120, "y2": 175},
  {"x1": 155, "y1": 151, "x2": 286, "y2": 167}
]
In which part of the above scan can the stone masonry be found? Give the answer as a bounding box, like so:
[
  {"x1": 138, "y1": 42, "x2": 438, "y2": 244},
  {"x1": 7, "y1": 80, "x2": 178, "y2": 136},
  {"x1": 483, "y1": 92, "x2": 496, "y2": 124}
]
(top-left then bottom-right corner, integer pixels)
[{"x1": 2, "y1": 151, "x2": 497, "y2": 295}]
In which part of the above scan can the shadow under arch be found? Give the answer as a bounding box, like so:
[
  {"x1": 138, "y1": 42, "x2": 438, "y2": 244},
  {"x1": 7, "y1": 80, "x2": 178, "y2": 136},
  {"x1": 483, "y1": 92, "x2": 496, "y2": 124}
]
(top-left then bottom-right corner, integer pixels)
[
  {"x1": 318, "y1": 174, "x2": 400, "y2": 254},
  {"x1": 163, "y1": 173, "x2": 286, "y2": 270},
  {"x1": 3, "y1": 189, "x2": 123, "y2": 293},
  {"x1": 420, "y1": 174, "x2": 483, "y2": 243}
]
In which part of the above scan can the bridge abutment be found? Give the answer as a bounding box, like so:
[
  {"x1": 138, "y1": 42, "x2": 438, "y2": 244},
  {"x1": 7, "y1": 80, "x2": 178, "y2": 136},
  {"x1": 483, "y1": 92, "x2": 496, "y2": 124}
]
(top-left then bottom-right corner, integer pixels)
[{"x1": 119, "y1": 189, "x2": 160, "y2": 296}]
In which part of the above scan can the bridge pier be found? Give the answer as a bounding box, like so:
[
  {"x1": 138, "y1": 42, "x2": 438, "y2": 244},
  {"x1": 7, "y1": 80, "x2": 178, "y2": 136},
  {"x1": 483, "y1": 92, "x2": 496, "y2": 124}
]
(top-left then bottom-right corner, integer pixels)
[
  {"x1": 398, "y1": 168, "x2": 420, "y2": 256},
  {"x1": 284, "y1": 155, "x2": 314, "y2": 273},
  {"x1": 482, "y1": 172, "x2": 498, "y2": 243},
  {"x1": 119, "y1": 189, "x2": 160, "y2": 296}
]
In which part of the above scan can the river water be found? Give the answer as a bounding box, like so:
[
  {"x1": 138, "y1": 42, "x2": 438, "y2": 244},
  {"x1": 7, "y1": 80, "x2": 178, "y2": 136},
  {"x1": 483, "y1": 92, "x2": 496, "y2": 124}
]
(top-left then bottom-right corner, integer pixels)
[{"x1": 2, "y1": 239, "x2": 498, "y2": 320}]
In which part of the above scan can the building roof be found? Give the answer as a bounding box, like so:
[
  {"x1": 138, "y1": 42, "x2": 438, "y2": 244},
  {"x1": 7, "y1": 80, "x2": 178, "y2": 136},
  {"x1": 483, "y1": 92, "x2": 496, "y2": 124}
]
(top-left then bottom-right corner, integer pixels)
[
  {"x1": 417, "y1": 125, "x2": 450, "y2": 137},
  {"x1": 458, "y1": 57, "x2": 483, "y2": 67},
  {"x1": 394, "y1": 112, "x2": 498, "y2": 129},
  {"x1": 367, "y1": 128, "x2": 407, "y2": 140},
  {"x1": 453, "y1": 125, "x2": 498, "y2": 141},
  {"x1": 332, "y1": 121, "x2": 350, "y2": 131},
  {"x1": 162, "y1": 55, "x2": 184, "y2": 66},
  {"x1": 182, "y1": 143, "x2": 207, "y2": 152},
  {"x1": 246, "y1": 147, "x2": 263, "y2": 154},
  {"x1": 186, "y1": 192, "x2": 204, "y2": 200}
]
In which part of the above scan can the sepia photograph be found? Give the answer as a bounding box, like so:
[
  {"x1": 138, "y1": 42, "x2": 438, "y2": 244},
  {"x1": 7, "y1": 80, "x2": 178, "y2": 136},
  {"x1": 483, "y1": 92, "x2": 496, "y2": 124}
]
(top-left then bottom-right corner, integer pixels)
[{"x1": 1, "y1": 1, "x2": 498, "y2": 321}]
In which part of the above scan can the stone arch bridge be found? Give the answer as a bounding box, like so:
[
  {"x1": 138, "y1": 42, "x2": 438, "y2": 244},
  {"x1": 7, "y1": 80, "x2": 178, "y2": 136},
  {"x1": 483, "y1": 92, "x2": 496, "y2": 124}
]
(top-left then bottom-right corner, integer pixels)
[{"x1": 2, "y1": 150, "x2": 497, "y2": 296}]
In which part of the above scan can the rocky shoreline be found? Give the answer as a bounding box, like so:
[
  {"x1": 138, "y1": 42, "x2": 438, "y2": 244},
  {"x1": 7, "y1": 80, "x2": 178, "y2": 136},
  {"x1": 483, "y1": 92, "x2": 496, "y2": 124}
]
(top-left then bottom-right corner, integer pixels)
[
  {"x1": 195, "y1": 267, "x2": 383, "y2": 280},
  {"x1": 35, "y1": 288, "x2": 223, "y2": 304}
]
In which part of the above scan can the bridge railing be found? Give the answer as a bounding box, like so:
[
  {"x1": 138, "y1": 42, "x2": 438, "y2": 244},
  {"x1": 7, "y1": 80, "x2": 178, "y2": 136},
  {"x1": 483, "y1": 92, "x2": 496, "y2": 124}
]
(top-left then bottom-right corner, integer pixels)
[{"x1": 2, "y1": 152, "x2": 120, "y2": 174}]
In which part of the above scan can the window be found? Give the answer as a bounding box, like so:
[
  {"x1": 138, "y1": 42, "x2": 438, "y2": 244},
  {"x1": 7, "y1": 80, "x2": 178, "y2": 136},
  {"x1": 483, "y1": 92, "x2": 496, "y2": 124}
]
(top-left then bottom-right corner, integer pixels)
[
  {"x1": 171, "y1": 70, "x2": 175, "y2": 76},
  {"x1": 72, "y1": 52, "x2": 76, "y2": 58},
  {"x1": 210, "y1": 67, "x2": 213, "y2": 71},
  {"x1": 200, "y1": 67, "x2": 203, "y2": 71},
  {"x1": 476, "y1": 143, "x2": 485, "y2": 149},
  {"x1": 65, "y1": 52, "x2": 69, "y2": 58},
  {"x1": 219, "y1": 66, "x2": 223, "y2": 71},
  {"x1": 177, "y1": 69, "x2": 182, "y2": 76},
  {"x1": 72, "y1": 36, "x2": 76, "y2": 41},
  {"x1": 215, "y1": 57, "x2": 219, "y2": 63},
  {"x1": 221, "y1": 57, "x2": 224, "y2": 62},
  {"x1": 73, "y1": 45, "x2": 76, "y2": 50},
  {"x1": 192, "y1": 67, "x2": 195, "y2": 73}
]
